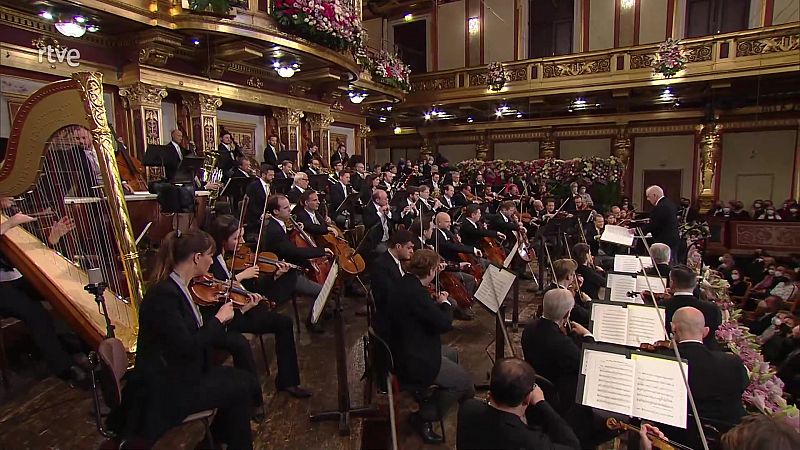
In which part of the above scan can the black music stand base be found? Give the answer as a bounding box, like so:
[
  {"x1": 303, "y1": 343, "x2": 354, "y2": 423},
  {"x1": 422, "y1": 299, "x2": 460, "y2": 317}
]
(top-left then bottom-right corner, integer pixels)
[{"x1": 309, "y1": 278, "x2": 378, "y2": 435}]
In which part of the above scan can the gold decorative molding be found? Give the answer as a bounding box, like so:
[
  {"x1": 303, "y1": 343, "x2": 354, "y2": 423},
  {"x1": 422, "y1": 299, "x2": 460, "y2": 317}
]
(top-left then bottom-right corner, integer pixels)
[
  {"x1": 612, "y1": 127, "x2": 632, "y2": 166},
  {"x1": 288, "y1": 83, "x2": 311, "y2": 97},
  {"x1": 247, "y1": 76, "x2": 264, "y2": 89},
  {"x1": 411, "y1": 76, "x2": 457, "y2": 92},
  {"x1": 736, "y1": 32, "x2": 800, "y2": 57},
  {"x1": 630, "y1": 43, "x2": 713, "y2": 70},
  {"x1": 697, "y1": 122, "x2": 722, "y2": 212},
  {"x1": 542, "y1": 56, "x2": 611, "y2": 79},
  {"x1": 490, "y1": 130, "x2": 546, "y2": 141},
  {"x1": 356, "y1": 124, "x2": 371, "y2": 137},
  {"x1": 119, "y1": 82, "x2": 168, "y2": 109}
]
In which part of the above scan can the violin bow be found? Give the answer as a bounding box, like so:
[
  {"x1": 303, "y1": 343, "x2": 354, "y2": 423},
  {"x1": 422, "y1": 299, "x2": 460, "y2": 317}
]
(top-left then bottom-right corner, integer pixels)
[
  {"x1": 253, "y1": 184, "x2": 270, "y2": 257},
  {"x1": 226, "y1": 194, "x2": 250, "y2": 304},
  {"x1": 634, "y1": 226, "x2": 710, "y2": 450}
]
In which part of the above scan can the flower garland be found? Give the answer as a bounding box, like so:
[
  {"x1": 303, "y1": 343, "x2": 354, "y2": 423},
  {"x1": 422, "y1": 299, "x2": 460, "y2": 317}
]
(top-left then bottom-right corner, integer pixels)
[
  {"x1": 272, "y1": 0, "x2": 363, "y2": 53},
  {"x1": 487, "y1": 62, "x2": 506, "y2": 91},
  {"x1": 702, "y1": 270, "x2": 800, "y2": 429},
  {"x1": 456, "y1": 156, "x2": 625, "y2": 186},
  {"x1": 653, "y1": 38, "x2": 687, "y2": 78},
  {"x1": 359, "y1": 49, "x2": 411, "y2": 92}
]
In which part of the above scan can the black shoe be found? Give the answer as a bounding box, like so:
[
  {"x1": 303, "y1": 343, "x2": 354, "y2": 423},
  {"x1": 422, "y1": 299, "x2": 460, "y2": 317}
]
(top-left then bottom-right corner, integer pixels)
[
  {"x1": 453, "y1": 307, "x2": 474, "y2": 321},
  {"x1": 305, "y1": 320, "x2": 325, "y2": 334},
  {"x1": 408, "y1": 412, "x2": 443, "y2": 444},
  {"x1": 282, "y1": 385, "x2": 312, "y2": 398}
]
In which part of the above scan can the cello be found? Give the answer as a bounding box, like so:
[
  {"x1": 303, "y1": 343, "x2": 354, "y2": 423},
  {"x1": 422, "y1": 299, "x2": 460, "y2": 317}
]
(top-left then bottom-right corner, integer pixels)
[
  {"x1": 287, "y1": 214, "x2": 333, "y2": 285},
  {"x1": 110, "y1": 126, "x2": 147, "y2": 192},
  {"x1": 315, "y1": 223, "x2": 366, "y2": 275}
]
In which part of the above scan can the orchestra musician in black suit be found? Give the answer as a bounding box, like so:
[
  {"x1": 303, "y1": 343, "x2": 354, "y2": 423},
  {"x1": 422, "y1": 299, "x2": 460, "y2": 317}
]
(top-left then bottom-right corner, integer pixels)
[
  {"x1": 439, "y1": 184, "x2": 457, "y2": 211},
  {"x1": 387, "y1": 249, "x2": 475, "y2": 444},
  {"x1": 572, "y1": 243, "x2": 605, "y2": 300},
  {"x1": 301, "y1": 143, "x2": 317, "y2": 171},
  {"x1": 458, "y1": 204, "x2": 506, "y2": 248},
  {"x1": 362, "y1": 189, "x2": 396, "y2": 258},
  {"x1": 295, "y1": 190, "x2": 334, "y2": 237},
  {"x1": 433, "y1": 212, "x2": 484, "y2": 263},
  {"x1": 661, "y1": 307, "x2": 749, "y2": 449},
  {"x1": 391, "y1": 186, "x2": 421, "y2": 229},
  {"x1": 263, "y1": 135, "x2": 281, "y2": 168},
  {"x1": 305, "y1": 157, "x2": 322, "y2": 177},
  {"x1": 662, "y1": 265, "x2": 722, "y2": 350},
  {"x1": 274, "y1": 160, "x2": 294, "y2": 181},
  {"x1": 243, "y1": 164, "x2": 275, "y2": 239},
  {"x1": 642, "y1": 185, "x2": 680, "y2": 263},
  {"x1": 328, "y1": 170, "x2": 350, "y2": 212},
  {"x1": 228, "y1": 157, "x2": 253, "y2": 180},
  {"x1": 206, "y1": 216, "x2": 310, "y2": 399},
  {"x1": 107, "y1": 230, "x2": 256, "y2": 449},
  {"x1": 457, "y1": 358, "x2": 581, "y2": 450},
  {"x1": 330, "y1": 143, "x2": 348, "y2": 167},
  {"x1": 453, "y1": 184, "x2": 471, "y2": 207},
  {"x1": 351, "y1": 162, "x2": 367, "y2": 192},
  {"x1": 286, "y1": 172, "x2": 309, "y2": 205},
  {"x1": 217, "y1": 131, "x2": 243, "y2": 176},
  {"x1": 369, "y1": 230, "x2": 415, "y2": 338}
]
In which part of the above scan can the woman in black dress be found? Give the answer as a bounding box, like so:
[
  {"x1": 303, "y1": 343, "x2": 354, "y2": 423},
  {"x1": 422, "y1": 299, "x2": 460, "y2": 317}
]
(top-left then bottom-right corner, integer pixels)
[{"x1": 109, "y1": 229, "x2": 257, "y2": 449}]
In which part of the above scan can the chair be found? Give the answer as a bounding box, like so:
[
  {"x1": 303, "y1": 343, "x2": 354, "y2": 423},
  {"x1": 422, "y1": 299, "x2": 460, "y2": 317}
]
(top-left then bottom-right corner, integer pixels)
[
  {"x1": 367, "y1": 327, "x2": 446, "y2": 447},
  {"x1": 89, "y1": 337, "x2": 216, "y2": 448}
]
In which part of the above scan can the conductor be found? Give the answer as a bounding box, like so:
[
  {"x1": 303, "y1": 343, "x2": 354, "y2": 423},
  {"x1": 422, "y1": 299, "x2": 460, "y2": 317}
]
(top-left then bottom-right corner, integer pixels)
[{"x1": 641, "y1": 185, "x2": 680, "y2": 264}]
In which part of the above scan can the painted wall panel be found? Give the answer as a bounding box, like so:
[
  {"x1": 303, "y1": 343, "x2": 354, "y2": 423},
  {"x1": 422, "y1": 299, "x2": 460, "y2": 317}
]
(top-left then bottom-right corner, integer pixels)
[
  {"x1": 216, "y1": 110, "x2": 266, "y2": 163},
  {"x1": 437, "y1": 1, "x2": 466, "y2": 70},
  {"x1": 632, "y1": 135, "x2": 695, "y2": 209},
  {"x1": 560, "y1": 138, "x2": 611, "y2": 160},
  {"x1": 639, "y1": 0, "x2": 669, "y2": 44},
  {"x1": 494, "y1": 141, "x2": 539, "y2": 160},
  {"x1": 773, "y1": 0, "x2": 800, "y2": 25},
  {"x1": 438, "y1": 143, "x2": 475, "y2": 164}
]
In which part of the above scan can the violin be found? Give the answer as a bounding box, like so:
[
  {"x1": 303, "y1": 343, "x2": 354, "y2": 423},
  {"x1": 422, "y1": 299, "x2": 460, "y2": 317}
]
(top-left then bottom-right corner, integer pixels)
[
  {"x1": 627, "y1": 290, "x2": 672, "y2": 304},
  {"x1": 315, "y1": 223, "x2": 366, "y2": 275},
  {"x1": 606, "y1": 418, "x2": 692, "y2": 450},
  {"x1": 231, "y1": 246, "x2": 302, "y2": 273},
  {"x1": 189, "y1": 274, "x2": 274, "y2": 309},
  {"x1": 639, "y1": 339, "x2": 674, "y2": 353}
]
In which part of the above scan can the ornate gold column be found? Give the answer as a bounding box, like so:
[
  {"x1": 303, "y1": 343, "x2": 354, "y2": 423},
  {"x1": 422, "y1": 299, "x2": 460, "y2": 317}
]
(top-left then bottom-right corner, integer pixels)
[
  {"x1": 182, "y1": 93, "x2": 222, "y2": 156},
  {"x1": 697, "y1": 122, "x2": 722, "y2": 212},
  {"x1": 476, "y1": 134, "x2": 489, "y2": 161},
  {"x1": 612, "y1": 126, "x2": 632, "y2": 194},
  {"x1": 274, "y1": 108, "x2": 304, "y2": 165},
  {"x1": 539, "y1": 132, "x2": 556, "y2": 159},
  {"x1": 307, "y1": 113, "x2": 334, "y2": 164},
  {"x1": 118, "y1": 82, "x2": 168, "y2": 158},
  {"x1": 420, "y1": 136, "x2": 435, "y2": 159},
  {"x1": 356, "y1": 124, "x2": 371, "y2": 161}
]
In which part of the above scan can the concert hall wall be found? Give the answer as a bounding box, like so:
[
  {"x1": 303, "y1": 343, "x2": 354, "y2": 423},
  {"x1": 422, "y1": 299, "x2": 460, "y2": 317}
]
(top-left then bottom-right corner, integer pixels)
[
  {"x1": 437, "y1": 144, "x2": 475, "y2": 164},
  {"x1": 494, "y1": 141, "x2": 539, "y2": 161},
  {"x1": 559, "y1": 138, "x2": 612, "y2": 160},
  {"x1": 632, "y1": 135, "x2": 695, "y2": 209}
]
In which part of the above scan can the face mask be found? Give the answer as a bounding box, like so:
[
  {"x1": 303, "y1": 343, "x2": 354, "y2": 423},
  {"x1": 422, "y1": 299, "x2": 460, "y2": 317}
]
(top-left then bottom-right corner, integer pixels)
[
  {"x1": 775, "y1": 271, "x2": 784, "y2": 278},
  {"x1": 731, "y1": 274, "x2": 740, "y2": 281},
  {"x1": 768, "y1": 269, "x2": 775, "y2": 275},
  {"x1": 791, "y1": 209, "x2": 798, "y2": 213},
  {"x1": 722, "y1": 207, "x2": 730, "y2": 213},
  {"x1": 767, "y1": 210, "x2": 775, "y2": 215}
]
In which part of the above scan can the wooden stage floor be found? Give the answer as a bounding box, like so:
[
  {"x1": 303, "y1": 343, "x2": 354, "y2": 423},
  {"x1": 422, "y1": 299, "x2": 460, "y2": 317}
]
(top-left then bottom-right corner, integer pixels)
[{"x1": 0, "y1": 278, "x2": 543, "y2": 450}]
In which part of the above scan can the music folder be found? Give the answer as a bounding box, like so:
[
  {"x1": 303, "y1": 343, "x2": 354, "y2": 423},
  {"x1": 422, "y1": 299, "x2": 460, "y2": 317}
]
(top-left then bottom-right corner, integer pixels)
[
  {"x1": 589, "y1": 301, "x2": 667, "y2": 347},
  {"x1": 606, "y1": 272, "x2": 667, "y2": 303},
  {"x1": 577, "y1": 343, "x2": 688, "y2": 428},
  {"x1": 219, "y1": 176, "x2": 251, "y2": 198},
  {"x1": 600, "y1": 225, "x2": 635, "y2": 247},
  {"x1": 474, "y1": 264, "x2": 517, "y2": 314}
]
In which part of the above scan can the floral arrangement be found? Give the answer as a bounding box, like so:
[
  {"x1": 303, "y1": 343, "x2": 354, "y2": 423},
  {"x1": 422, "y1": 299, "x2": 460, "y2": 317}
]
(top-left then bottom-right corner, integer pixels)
[
  {"x1": 272, "y1": 0, "x2": 364, "y2": 53},
  {"x1": 702, "y1": 270, "x2": 800, "y2": 429},
  {"x1": 456, "y1": 156, "x2": 625, "y2": 186},
  {"x1": 360, "y1": 49, "x2": 411, "y2": 92},
  {"x1": 653, "y1": 38, "x2": 687, "y2": 78},
  {"x1": 487, "y1": 62, "x2": 506, "y2": 91},
  {"x1": 188, "y1": 0, "x2": 246, "y2": 14}
]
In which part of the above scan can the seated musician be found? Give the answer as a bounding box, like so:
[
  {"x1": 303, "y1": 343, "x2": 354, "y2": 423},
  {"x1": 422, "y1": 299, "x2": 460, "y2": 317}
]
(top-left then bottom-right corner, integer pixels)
[
  {"x1": 417, "y1": 185, "x2": 444, "y2": 215},
  {"x1": 378, "y1": 170, "x2": 395, "y2": 191},
  {"x1": 108, "y1": 230, "x2": 256, "y2": 449},
  {"x1": 207, "y1": 215, "x2": 311, "y2": 399},
  {"x1": 584, "y1": 212, "x2": 604, "y2": 255},
  {"x1": 260, "y1": 194, "x2": 332, "y2": 332},
  {"x1": 662, "y1": 265, "x2": 722, "y2": 350},
  {"x1": 328, "y1": 170, "x2": 351, "y2": 213},
  {"x1": 351, "y1": 162, "x2": 367, "y2": 192},
  {"x1": 369, "y1": 229, "x2": 415, "y2": 337},
  {"x1": 286, "y1": 172, "x2": 309, "y2": 204},
  {"x1": 459, "y1": 204, "x2": 506, "y2": 248},
  {"x1": 521, "y1": 289, "x2": 594, "y2": 419},
  {"x1": 388, "y1": 249, "x2": 475, "y2": 444},
  {"x1": 453, "y1": 184, "x2": 471, "y2": 207},
  {"x1": 228, "y1": 156, "x2": 253, "y2": 179},
  {"x1": 301, "y1": 144, "x2": 317, "y2": 172},
  {"x1": 645, "y1": 243, "x2": 672, "y2": 282},
  {"x1": 542, "y1": 259, "x2": 591, "y2": 327},
  {"x1": 428, "y1": 172, "x2": 441, "y2": 194},
  {"x1": 362, "y1": 189, "x2": 396, "y2": 258},
  {"x1": 296, "y1": 190, "x2": 337, "y2": 237},
  {"x1": 572, "y1": 243, "x2": 605, "y2": 300},
  {"x1": 244, "y1": 164, "x2": 275, "y2": 240},
  {"x1": 541, "y1": 197, "x2": 558, "y2": 222},
  {"x1": 658, "y1": 307, "x2": 749, "y2": 449},
  {"x1": 0, "y1": 198, "x2": 87, "y2": 384},
  {"x1": 359, "y1": 174, "x2": 380, "y2": 207},
  {"x1": 444, "y1": 170, "x2": 462, "y2": 188},
  {"x1": 457, "y1": 358, "x2": 580, "y2": 450},
  {"x1": 275, "y1": 160, "x2": 294, "y2": 181},
  {"x1": 305, "y1": 157, "x2": 322, "y2": 176},
  {"x1": 411, "y1": 215, "x2": 435, "y2": 251},
  {"x1": 440, "y1": 184, "x2": 456, "y2": 210},
  {"x1": 432, "y1": 212, "x2": 481, "y2": 319},
  {"x1": 488, "y1": 200, "x2": 531, "y2": 276},
  {"x1": 392, "y1": 186, "x2": 420, "y2": 229}
]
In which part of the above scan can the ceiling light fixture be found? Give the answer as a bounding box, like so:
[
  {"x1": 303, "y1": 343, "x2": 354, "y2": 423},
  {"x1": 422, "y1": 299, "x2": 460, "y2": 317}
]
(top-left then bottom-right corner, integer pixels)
[
  {"x1": 404, "y1": 13, "x2": 413, "y2": 22},
  {"x1": 39, "y1": 11, "x2": 54, "y2": 20},
  {"x1": 348, "y1": 90, "x2": 368, "y2": 104},
  {"x1": 55, "y1": 20, "x2": 87, "y2": 38},
  {"x1": 516, "y1": 113, "x2": 523, "y2": 118},
  {"x1": 424, "y1": 112, "x2": 431, "y2": 120},
  {"x1": 273, "y1": 62, "x2": 300, "y2": 78},
  {"x1": 659, "y1": 87, "x2": 675, "y2": 102},
  {"x1": 379, "y1": 117, "x2": 387, "y2": 123},
  {"x1": 394, "y1": 126, "x2": 402, "y2": 134},
  {"x1": 467, "y1": 117, "x2": 474, "y2": 123}
]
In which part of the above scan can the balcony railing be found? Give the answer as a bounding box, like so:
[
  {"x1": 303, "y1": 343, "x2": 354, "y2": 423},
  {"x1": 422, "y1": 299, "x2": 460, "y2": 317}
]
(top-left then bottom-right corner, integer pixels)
[{"x1": 406, "y1": 24, "x2": 799, "y2": 107}]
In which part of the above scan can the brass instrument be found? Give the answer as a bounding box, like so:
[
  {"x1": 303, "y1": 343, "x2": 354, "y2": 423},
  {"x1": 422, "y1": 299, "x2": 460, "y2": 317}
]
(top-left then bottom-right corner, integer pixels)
[{"x1": 0, "y1": 73, "x2": 142, "y2": 351}]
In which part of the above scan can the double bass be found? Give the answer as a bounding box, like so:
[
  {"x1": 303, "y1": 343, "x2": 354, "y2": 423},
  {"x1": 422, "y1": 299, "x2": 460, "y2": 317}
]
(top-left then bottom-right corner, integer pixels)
[
  {"x1": 111, "y1": 126, "x2": 147, "y2": 192},
  {"x1": 287, "y1": 215, "x2": 333, "y2": 285}
]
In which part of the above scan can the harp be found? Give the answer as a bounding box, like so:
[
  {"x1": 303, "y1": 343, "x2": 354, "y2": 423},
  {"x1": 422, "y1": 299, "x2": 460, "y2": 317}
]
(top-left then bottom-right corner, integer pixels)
[{"x1": 0, "y1": 73, "x2": 143, "y2": 351}]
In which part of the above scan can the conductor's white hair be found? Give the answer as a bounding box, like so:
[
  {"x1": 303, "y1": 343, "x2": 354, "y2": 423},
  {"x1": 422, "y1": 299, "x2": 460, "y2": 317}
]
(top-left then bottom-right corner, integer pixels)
[{"x1": 650, "y1": 243, "x2": 671, "y2": 264}]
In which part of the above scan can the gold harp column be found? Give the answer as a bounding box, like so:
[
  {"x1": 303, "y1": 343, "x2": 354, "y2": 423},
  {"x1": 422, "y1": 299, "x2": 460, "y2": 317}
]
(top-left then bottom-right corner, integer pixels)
[
  {"x1": 75, "y1": 73, "x2": 144, "y2": 310},
  {"x1": 697, "y1": 122, "x2": 722, "y2": 213},
  {"x1": 183, "y1": 93, "x2": 222, "y2": 156},
  {"x1": 356, "y1": 124, "x2": 370, "y2": 160},
  {"x1": 308, "y1": 113, "x2": 334, "y2": 164},
  {"x1": 612, "y1": 126, "x2": 632, "y2": 194},
  {"x1": 118, "y1": 82, "x2": 167, "y2": 158},
  {"x1": 274, "y1": 108, "x2": 304, "y2": 165}
]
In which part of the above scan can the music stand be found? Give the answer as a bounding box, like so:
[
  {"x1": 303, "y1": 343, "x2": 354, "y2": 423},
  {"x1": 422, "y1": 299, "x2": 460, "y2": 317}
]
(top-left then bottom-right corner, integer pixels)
[
  {"x1": 334, "y1": 192, "x2": 360, "y2": 217},
  {"x1": 309, "y1": 174, "x2": 329, "y2": 193},
  {"x1": 272, "y1": 178, "x2": 292, "y2": 195},
  {"x1": 278, "y1": 150, "x2": 298, "y2": 166},
  {"x1": 173, "y1": 156, "x2": 204, "y2": 184}
]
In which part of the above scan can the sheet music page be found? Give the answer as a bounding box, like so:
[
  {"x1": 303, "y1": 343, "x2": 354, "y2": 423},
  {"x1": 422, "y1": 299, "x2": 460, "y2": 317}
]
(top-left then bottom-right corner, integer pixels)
[
  {"x1": 601, "y1": 225, "x2": 634, "y2": 247},
  {"x1": 503, "y1": 240, "x2": 518, "y2": 268},
  {"x1": 614, "y1": 255, "x2": 653, "y2": 273},
  {"x1": 625, "y1": 305, "x2": 667, "y2": 347},
  {"x1": 581, "y1": 350, "x2": 636, "y2": 416},
  {"x1": 590, "y1": 303, "x2": 629, "y2": 346},
  {"x1": 631, "y1": 354, "x2": 688, "y2": 428},
  {"x1": 311, "y1": 262, "x2": 339, "y2": 324},
  {"x1": 636, "y1": 276, "x2": 667, "y2": 294},
  {"x1": 474, "y1": 265, "x2": 516, "y2": 313},
  {"x1": 607, "y1": 274, "x2": 637, "y2": 303}
]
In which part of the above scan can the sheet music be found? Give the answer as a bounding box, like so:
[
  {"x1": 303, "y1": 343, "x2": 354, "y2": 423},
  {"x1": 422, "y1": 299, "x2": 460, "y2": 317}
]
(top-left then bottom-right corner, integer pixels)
[
  {"x1": 311, "y1": 262, "x2": 339, "y2": 324},
  {"x1": 474, "y1": 265, "x2": 516, "y2": 313},
  {"x1": 607, "y1": 274, "x2": 637, "y2": 303},
  {"x1": 581, "y1": 350, "x2": 636, "y2": 416},
  {"x1": 631, "y1": 354, "x2": 688, "y2": 428},
  {"x1": 600, "y1": 225, "x2": 634, "y2": 247},
  {"x1": 503, "y1": 240, "x2": 518, "y2": 268},
  {"x1": 625, "y1": 305, "x2": 667, "y2": 347},
  {"x1": 636, "y1": 276, "x2": 667, "y2": 294},
  {"x1": 591, "y1": 303, "x2": 629, "y2": 346},
  {"x1": 613, "y1": 255, "x2": 653, "y2": 273}
]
